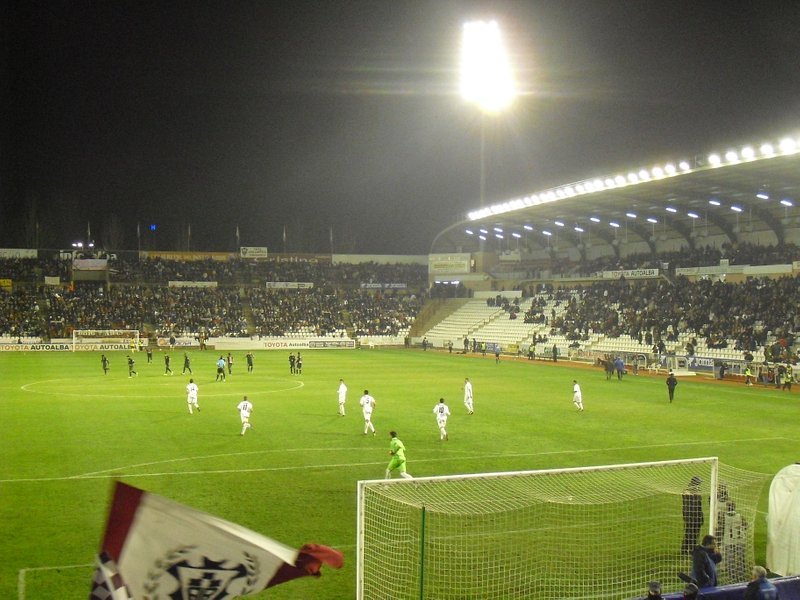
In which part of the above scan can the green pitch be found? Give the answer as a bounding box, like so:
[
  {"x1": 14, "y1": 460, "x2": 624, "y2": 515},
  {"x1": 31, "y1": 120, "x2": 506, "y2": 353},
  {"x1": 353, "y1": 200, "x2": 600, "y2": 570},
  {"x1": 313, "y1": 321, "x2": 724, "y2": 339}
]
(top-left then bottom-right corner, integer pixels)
[{"x1": 0, "y1": 349, "x2": 795, "y2": 599}]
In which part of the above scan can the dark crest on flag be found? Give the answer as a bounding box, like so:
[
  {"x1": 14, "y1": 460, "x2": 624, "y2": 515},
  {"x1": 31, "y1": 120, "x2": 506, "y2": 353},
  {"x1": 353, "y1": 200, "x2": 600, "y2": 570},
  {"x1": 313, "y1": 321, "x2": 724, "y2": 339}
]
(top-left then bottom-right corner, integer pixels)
[{"x1": 143, "y1": 546, "x2": 258, "y2": 600}]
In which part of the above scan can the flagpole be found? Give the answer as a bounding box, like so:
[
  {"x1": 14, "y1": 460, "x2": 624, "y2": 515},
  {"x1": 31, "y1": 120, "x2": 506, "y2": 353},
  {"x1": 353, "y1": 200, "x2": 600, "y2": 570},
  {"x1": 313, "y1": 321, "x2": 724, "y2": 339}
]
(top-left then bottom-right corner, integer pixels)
[
  {"x1": 283, "y1": 224, "x2": 287, "y2": 254},
  {"x1": 136, "y1": 223, "x2": 141, "y2": 253}
]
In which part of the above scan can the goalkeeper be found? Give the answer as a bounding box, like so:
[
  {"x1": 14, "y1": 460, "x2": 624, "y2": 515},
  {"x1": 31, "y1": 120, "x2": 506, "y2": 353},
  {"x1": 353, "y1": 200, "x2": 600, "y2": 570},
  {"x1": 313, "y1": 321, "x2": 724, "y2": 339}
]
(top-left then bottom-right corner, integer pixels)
[{"x1": 385, "y1": 431, "x2": 413, "y2": 480}]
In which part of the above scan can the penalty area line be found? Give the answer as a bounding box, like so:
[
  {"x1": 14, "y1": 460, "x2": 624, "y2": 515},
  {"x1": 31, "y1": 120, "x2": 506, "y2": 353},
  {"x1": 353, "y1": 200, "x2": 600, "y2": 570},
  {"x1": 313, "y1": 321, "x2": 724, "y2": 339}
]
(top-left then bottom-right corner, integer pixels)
[
  {"x1": 18, "y1": 563, "x2": 93, "y2": 600},
  {"x1": 1, "y1": 436, "x2": 783, "y2": 484}
]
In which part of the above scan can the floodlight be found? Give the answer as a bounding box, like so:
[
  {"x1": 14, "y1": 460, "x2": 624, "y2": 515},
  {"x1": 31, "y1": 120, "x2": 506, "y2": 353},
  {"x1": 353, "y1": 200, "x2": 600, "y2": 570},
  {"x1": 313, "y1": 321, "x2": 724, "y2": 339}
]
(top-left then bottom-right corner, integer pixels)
[
  {"x1": 554, "y1": 220, "x2": 565, "y2": 227},
  {"x1": 609, "y1": 222, "x2": 620, "y2": 228},
  {"x1": 523, "y1": 225, "x2": 533, "y2": 231},
  {"x1": 493, "y1": 227, "x2": 503, "y2": 232},
  {"x1": 646, "y1": 217, "x2": 658, "y2": 224},
  {"x1": 479, "y1": 228, "x2": 489, "y2": 234},
  {"x1": 665, "y1": 207, "x2": 677, "y2": 213},
  {"x1": 708, "y1": 153, "x2": 721, "y2": 166},
  {"x1": 495, "y1": 233, "x2": 504, "y2": 239},
  {"x1": 780, "y1": 199, "x2": 793, "y2": 207},
  {"x1": 664, "y1": 163, "x2": 677, "y2": 175},
  {"x1": 542, "y1": 230, "x2": 552, "y2": 236},
  {"x1": 460, "y1": 21, "x2": 516, "y2": 114},
  {"x1": 741, "y1": 146, "x2": 755, "y2": 159},
  {"x1": 678, "y1": 161, "x2": 691, "y2": 171},
  {"x1": 627, "y1": 172, "x2": 639, "y2": 183},
  {"x1": 466, "y1": 229, "x2": 474, "y2": 235},
  {"x1": 512, "y1": 232, "x2": 521, "y2": 239},
  {"x1": 614, "y1": 175, "x2": 626, "y2": 186},
  {"x1": 590, "y1": 217, "x2": 600, "y2": 223},
  {"x1": 756, "y1": 192, "x2": 769, "y2": 200},
  {"x1": 760, "y1": 143, "x2": 775, "y2": 156},
  {"x1": 709, "y1": 199, "x2": 721, "y2": 206},
  {"x1": 687, "y1": 212, "x2": 699, "y2": 219},
  {"x1": 731, "y1": 206, "x2": 743, "y2": 213},
  {"x1": 625, "y1": 212, "x2": 637, "y2": 219},
  {"x1": 638, "y1": 169, "x2": 651, "y2": 180},
  {"x1": 479, "y1": 235, "x2": 487, "y2": 240},
  {"x1": 592, "y1": 179, "x2": 604, "y2": 190},
  {"x1": 605, "y1": 178, "x2": 617, "y2": 188},
  {"x1": 651, "y1": 166, "x2": 665, "y2": 179},
  {"x1": 574, "y1": 226, "x2": 584, "y2": 233},
  {"x1": 779, "y1": 137, "x2": 797, "y2": 154},
  {"x1": 725, "y1": 150, "x2": 739, "y2": 163}
]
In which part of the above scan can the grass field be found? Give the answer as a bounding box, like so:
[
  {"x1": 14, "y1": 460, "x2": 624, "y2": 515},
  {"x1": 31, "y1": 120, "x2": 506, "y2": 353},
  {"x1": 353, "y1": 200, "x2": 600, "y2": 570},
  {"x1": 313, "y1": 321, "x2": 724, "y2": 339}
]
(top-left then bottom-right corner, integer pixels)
[{"x1": 0, "y1": 348, "x2": 797, "y2": 599}]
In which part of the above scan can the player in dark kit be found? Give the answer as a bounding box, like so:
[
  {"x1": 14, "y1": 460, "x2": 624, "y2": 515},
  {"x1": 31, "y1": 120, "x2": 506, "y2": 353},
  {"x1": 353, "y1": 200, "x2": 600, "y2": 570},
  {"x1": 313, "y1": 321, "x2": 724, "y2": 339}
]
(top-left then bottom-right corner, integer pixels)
[
  {"x1": 666, "y1": 371, "x2": 678, "y2": 402},
  {"x1": 296, "y1": 353, "x2": 303, "y2": 375},
  {"x1": 101, "y1": 354, "x2": 109, "y2": 374},
  {"x1": 127, "y1": 356, "x2": 138, "y2": 377},
  {"x1": 164, "y1": 354, "x2": 173, "y2": 375},
  {"x1": 146, "y1": 346, "x2": 153, "y2": 363},
  {"x1": 246, "y1": 352, "x2": 254, "y2": 373},
  {"x1": 289, "y1": 353, "x2": 296, "y2": 374},
  {"x1": 182, "y1": 352, "x2": 192, "y2": 374},
  {"x1": 227, "y1": 352, "x2": 233, "y2": 375}
]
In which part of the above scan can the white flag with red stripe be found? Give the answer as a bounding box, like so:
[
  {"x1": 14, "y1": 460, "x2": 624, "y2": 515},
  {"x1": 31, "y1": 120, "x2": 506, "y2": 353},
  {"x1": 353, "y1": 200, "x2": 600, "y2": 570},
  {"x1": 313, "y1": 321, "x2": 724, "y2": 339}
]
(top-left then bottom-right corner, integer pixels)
[{"x1": 89, "y1": 482, "x2": 343, "y2": 599}]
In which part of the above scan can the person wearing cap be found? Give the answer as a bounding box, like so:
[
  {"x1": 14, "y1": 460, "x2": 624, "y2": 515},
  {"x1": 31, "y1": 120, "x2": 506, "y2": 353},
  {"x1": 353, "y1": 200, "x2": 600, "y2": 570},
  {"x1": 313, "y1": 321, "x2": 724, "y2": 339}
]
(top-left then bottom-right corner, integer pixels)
[
  {"x1": 666, "y1": 370, "x2": 678, "y2": 402},
  {"x1": 646, "y1": 580, "x2": 663, "y2": 599},
  {"x1": 682, "y1": 475, "x2": 704, "y2": 553},
  {"x1": 744, "y1": 565, "x2": 779, "y2": 600}
]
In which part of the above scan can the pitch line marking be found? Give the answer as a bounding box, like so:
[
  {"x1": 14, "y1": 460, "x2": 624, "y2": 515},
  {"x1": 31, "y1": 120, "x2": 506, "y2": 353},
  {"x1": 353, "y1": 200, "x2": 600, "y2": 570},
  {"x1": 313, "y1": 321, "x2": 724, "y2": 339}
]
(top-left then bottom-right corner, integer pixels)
[
  {"x1": 19, "y1": 378, "x2": 304, "y2": 398},
  {"x1": 0, "y1": 436, "x2": 783, "y2": 483},
  {"x1": 18, "y1": 563, "x2": 93, "y2": 600}
]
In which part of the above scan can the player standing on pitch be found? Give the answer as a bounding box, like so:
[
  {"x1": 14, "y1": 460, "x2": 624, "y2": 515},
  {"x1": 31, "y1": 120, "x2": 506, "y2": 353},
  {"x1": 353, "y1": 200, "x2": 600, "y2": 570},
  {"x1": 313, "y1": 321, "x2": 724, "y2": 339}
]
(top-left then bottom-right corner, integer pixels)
[
  {"x1": 237, "y1": 396, "x2": 253, "y2": 436},
  {"x1": 463, "y1": 377, "x2": 474, "y2": 414},
  {"x1": 337, "y1": 379, "x2": 347, "y2": 416},
  {"x1": 433, "y1": 398, "x2": 450, "y2": 441},
  {"x1": 360, "y1": 390, "x2": 376, "y2": 435},
  {"x1": 186, "y1": 378, "x2": 199, "y2": 414}
]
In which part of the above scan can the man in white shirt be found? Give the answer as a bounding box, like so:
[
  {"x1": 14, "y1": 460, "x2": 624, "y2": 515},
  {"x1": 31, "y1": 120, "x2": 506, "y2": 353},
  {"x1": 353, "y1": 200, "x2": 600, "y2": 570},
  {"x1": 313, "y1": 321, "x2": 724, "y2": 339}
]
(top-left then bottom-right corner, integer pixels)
[
  {"x1": 337, "y1": 379, "x2": 347, "y2": 416},
  {"x1": 433, "y1": 398, "x2": 451, "y2": 441},
  {"x1": 237, "y1": 396, "x2": 253, "y2": 436},
  {"x1": 359, "y1": 390, "x2": 376, "y2": 435},
  {"x1": 572, "y1": 380, "x2": 584, "y2": 411},
  {"x1": 186, "y1": 378, "x2": 199, "y2": 414},
  {"x1": 463, "y1": 378, "x2": 474, "y2": 414}
]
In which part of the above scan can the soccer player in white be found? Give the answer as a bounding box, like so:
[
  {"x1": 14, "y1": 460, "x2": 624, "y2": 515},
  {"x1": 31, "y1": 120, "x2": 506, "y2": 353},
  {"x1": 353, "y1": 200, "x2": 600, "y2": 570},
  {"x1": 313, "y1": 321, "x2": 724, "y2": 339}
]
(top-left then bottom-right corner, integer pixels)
[
  {"x1": 433, "y1": 397, "x2": 451, "y2": 441},
  {"x1": 237, "y1": 395, "x2": 253, "y2": 436},
  {"x1": 463, "y1": 377, "x2": 474, "y2": 414},
  {"x1": 572, "y1": 380, "x2": 584, "y2": 411},
  {"x1": 186, "y1": 378, "x2": 199, "y2": 414},
  {"x1": 359, "y1": 389, "x2": 376, "y2": 435},
  {"x1": 337, "y1": 379, "x2": 347, "y2": 416}
]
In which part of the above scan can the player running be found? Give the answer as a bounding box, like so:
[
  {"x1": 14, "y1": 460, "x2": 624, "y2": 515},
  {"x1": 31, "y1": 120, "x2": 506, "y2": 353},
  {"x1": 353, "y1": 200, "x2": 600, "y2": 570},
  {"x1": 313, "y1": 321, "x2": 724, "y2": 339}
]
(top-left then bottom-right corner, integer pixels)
[
  {"x1": 433, "y1": 398, "x2": 451, "y2": 441},
  {"x1": 463, "y1": 377, "x2": 474, "y2": 414},
  {"x1": 337, "y1": 379, "x2": 347, "y2": 416},
  {"x1": 360, "y1": 390, "x2": 376, "y2": 435},
  {"x1": 385, "y1": 431, "x2": 413, "y2": 479},
  {"x1": 237, "y1": 396, "x2": 253, "y2": 436}
]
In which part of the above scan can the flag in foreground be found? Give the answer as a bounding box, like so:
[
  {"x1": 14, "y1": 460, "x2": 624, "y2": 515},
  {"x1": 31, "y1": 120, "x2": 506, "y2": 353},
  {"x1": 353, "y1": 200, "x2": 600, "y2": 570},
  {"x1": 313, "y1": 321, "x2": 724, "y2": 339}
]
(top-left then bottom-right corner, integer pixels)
[{"x1": 90, "y1": 482, "x2": 343, "y2": 599}]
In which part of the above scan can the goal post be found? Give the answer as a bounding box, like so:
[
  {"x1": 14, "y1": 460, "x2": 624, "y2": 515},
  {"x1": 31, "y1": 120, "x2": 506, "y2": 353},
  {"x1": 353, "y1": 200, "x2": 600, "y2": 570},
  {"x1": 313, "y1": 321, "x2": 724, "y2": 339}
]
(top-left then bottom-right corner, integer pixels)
[
  {"x1": 357, "y1": 458, "x2": 769, "y2": 600},
  {"x1": 71, "y1": 329, "x2": 141, "y2": 352}
]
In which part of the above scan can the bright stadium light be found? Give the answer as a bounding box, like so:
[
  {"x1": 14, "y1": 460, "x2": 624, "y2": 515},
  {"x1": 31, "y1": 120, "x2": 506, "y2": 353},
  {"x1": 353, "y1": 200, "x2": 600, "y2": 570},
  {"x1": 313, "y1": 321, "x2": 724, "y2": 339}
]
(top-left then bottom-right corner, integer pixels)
[
  {"x1": 761, "y1": 143, "x2": 775, "y2": 156},
  {"x1": 574, "y1": 226, "x2": 584, "y2": 233},
  {"x1": 708, "y1": 153, "x2": 722, "y2": 166},
  {"x1": 460, "y1": 21, "x2": 516, "y2": 114},
  {"x1": 554, "y1": 220, "x2": 565, "y2": 227},
  {"x1": 523, "y1": 224, "x2": 533, "y2": 231},
  {"x1": 609, "y1": 221, "x2": 620, "y2": 228},
  {"x1": 589, "y1": 217, "x2": 600, "y2": 223},
  {"x1": 779, "y1": 137, "x2": 797, "y2": 154},
  {"x1": 687, "y1": 212, "x2": 700, "y2": 219},
  {"x1": 465, "y1": 229, "x2": 474, "y2": 235},
  {"x1": 541, "y1": 230, "x2": 552, "y2": 236},
  {"x1": 731, "y1": 205, "x2": 743, "y2": 213},
  {"x1": 512, "y1": 232, "x2": 522, "y2": 239},
  {"x1": 646, "y1": 217, "x2": 658, "y2": 224},
  {"x1": 741, "y1": 146, "x2": 755, "y2": 160},
  {"x1": 780, "y1": 199, "x2": 794, "y2": 207},
  {"x1": 756, "y1": 192, "x2": 769, "y2": 200},
  {"x1": 626, "y1": 212, "x2": 637, "y2": 219},
  {"x1": 709, "y1": 199, "x2": 721, "y2": 206},
  {"x1": 665, "y1": 207, "x2": 677, "y2": 213}
]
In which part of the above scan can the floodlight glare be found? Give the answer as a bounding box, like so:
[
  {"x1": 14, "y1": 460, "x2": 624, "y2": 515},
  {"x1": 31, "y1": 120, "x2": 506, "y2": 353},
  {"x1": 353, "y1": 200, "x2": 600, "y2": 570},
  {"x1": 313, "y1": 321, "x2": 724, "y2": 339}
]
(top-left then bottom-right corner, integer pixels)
[
  {"x1": 589, "y1": 217, "x2": 600, "y2": 223},
  {"x1": 495, "y1": 233, "x2": 504, "y2": 239},
  {"x1": 779, "y1": 137, "x2": 797, "y2": 154},
  {"x1": 609, "y1": 222, "x2": 620, "y2": 228},
  {"x1": 709, "y1": 199, "x2": 721, "y2": 206},
  {"x1": 687, "y1": 212, "x2": 700, "y2": 219},
  {"x1": 614, "y1": 175, "x2": 626, "y2": 186},
  {"x1": 478, "y1": 235, "x2": 487, "y2": 240},
  {"x1": 554, "y1": 220, "x2": 565, "y2": 227},
  {"x1": 493, "y1": 227, "x2": 503, "y2": 232},
  {"x1": 465, "y1": 229, "x2": 474, "y2": 235},
  {"x1": 542, "y1": 230, "x2": 552, "y2": 236},
  {"x1": 625, "y1": 212, "x2": 637, "y2": 219},
  {"x1": 725, "y1": 150, "x2": 739, "y2": 163},
  {"x1": 708, "y1": 153, "x2": 721, "y2": 166},
  {"x1": 460, "y1": 21, "x2": 516, "y2": 114},
  {"x1": 664, "y1": 163, "x2": 677, "y2": 175},
  {"x1": 665, "y1": 207, "x2": 677, "y2": 213},
  {"x1": 479, "y1": 228, "x2": 489, "y2": 234},
  {"x1": 646, "y1": 217, "x2": 658, "y2": 224},
  {"x1": 761, "y1": 143, "x2": 775, "y2": 156},
  {"x1": 731, "y1": 205, "x2": 743, "y2": 213},
  {"x1": 741, "y1": 146, "x2": 755, "y2": 159},
  {"x1": 574, "y1": 226, "x2": 584, "y2": 233},
  {"x1": 678, "y1": 161, "x2": 691, "y2": 171},
  {"x1": 523, "y1": 224, "x2": 533, "y2": 231},
  {"x1": 512, "y1": 232, "x2": 522, "y2": 238},
  {"x1": 780, "y1": 199, "x2": 794, "y2": 207},
  {"x1": 756, "y1": 192, "x2": 769, "y2": 200}
]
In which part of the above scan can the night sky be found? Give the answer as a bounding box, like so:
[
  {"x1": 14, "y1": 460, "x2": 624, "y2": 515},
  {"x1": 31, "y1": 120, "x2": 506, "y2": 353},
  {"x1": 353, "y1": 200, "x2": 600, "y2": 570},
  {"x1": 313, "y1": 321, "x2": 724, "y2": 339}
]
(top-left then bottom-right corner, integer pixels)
[{"x1": 3, "y1": 0, "x2": 800, "y2": 254}]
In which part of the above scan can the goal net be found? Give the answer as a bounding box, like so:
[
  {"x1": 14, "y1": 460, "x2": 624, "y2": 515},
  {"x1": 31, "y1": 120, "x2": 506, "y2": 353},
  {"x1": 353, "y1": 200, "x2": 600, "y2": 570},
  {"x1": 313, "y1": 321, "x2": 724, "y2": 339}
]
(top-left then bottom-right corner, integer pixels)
[
  {"x1": 71, "y1": 329, "x2": 141, "y2": 352},
  {"x1": 357, "y1": 458, "x2": 768, "y2": 600}
]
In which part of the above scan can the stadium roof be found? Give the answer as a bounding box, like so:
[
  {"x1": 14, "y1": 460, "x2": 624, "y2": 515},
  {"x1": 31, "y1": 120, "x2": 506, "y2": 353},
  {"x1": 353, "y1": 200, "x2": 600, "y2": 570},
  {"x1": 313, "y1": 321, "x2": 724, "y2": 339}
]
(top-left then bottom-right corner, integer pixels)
[{"x1": 430, "y1": 134, "x2": 800, "y2": 258}]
